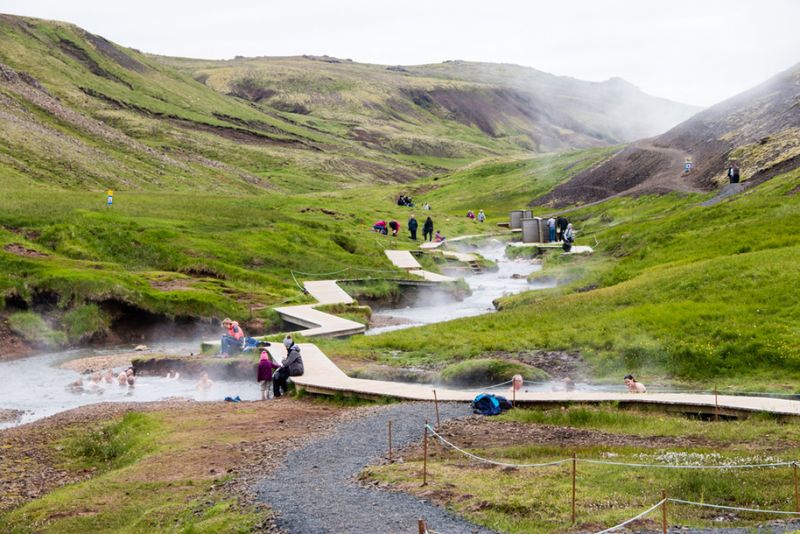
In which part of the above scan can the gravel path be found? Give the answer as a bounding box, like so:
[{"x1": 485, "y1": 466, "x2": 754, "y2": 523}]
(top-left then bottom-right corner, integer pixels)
[{"x1": 256, "y1": 402, "x2": 495, "y2": 534}]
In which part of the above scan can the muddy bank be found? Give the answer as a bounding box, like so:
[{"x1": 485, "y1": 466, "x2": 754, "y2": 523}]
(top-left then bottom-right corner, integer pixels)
[
  {"x1": 484, "y1": 350, "x2": 586, "y2": 380},
  {"x1": 0, "y1": 409, "x2": 22, "y2": 424}
]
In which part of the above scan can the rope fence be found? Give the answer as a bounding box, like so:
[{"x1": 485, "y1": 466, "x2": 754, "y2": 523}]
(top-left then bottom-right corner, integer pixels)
[
  {"x1": 415, "y1": 423, "x2": 800, "y2": 532},
  {"x1": 425, "y1": 424, "x2": 797, "y2": 471}
]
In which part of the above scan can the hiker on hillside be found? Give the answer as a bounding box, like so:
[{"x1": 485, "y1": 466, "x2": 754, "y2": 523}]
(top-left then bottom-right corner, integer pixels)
[
  {"x1": 477, "y1": 209, "x2": 486, "y2": 223},
  {"x1": 257, "y1": 348, "x2": 278, "y2": 400},
  {"x1": 562, "y1": 223, "x2": 575, "y2": 252},
  {"x1": 422, "y1": 202, "x2": 431, "y2": 211},
  {"x1": 466, "y1": 210, "x2": 475, "y2": 220},
  {"x1": 408, "y1": 214, "x2": 418, "y2": 240},
  {"x1": 388, "y1": 220, "x2": 400, "y2": 236},
  {"x1": 372, "y1": 220, "x2": 388, "y2": 235},
  {"x1": 422, "y1": 216, "x2": 434, "y2": 241},
  {"x1": 727, "y1": 163, "x2": 740, "y2": 184},
  {"x1": 220, "y1": 318, "x2": 244, "y2": 356},
  {"x1": 397, "y1": 193, "x2": 405, "y2": 207},
  {"x1": 547, "y1": 217, "x2": 556, "y2": 242},
  {"x1": 624, "y1": 374, "x2": 646, "y2": 393},
  {"x1": 273, "y1": 335, "x2": 304, "y2": 398}
]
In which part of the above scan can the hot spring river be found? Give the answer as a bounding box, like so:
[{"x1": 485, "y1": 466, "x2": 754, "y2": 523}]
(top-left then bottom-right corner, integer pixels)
[{"x1": 0, "y1": 241, "x2": 582, "y2": 428}]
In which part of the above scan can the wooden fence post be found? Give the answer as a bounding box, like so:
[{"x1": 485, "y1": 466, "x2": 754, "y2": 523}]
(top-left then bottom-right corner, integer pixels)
[
  {"x1": 661, "y1": 490, "x2": 668, "y2": 534},
  {"x1": 714, "y1": 385, "x2": 720, "y2": 422},
  {"x1": 433, "y1": 390, "x2": 441, "y2": 429},
  {"x1": 418, "y1": 518, "x2": 426, "y2": 534},
  {"x1": 793, "y1": 462, "x2": 799, "y2": 513},
  {"x1": 571, "y1": 452, "x2": 577, "y2": 524},
  {"x1": 388, "y1": 420, "x2": 392, "y2": 463},
  {"x1": 422, "y1": 420, "x2": 429, "y2": 486}
]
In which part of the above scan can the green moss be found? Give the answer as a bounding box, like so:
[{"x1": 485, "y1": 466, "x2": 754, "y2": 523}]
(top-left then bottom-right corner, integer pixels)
[
  {"x1": 62, "y1": 303, "x2": 110, "y2": 343},
  {"x1": 7, "y1": 311, "x2": 67, "y2": 347},
  {"x1": 439, "y1": 358, "x2": 548, "y2": 386}
]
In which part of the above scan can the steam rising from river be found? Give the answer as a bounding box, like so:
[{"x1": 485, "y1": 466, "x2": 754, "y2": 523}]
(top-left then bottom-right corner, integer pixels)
[{"x1": 368, "y1": 241, "x2": 554, "y2": 335}]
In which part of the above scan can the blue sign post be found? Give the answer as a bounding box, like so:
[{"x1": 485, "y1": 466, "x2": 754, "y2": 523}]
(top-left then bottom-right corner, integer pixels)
[{"x1": 107, "y1": 189, "x2": 113, "y2": 207}]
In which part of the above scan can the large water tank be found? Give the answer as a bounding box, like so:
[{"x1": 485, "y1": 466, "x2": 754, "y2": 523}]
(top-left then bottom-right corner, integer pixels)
[
  {"x1": 509, "y1": 210, "x2": 524, "y2": 229},
  {"x1": 521, "y1": 217, "x2": 541, "y2": 243}
]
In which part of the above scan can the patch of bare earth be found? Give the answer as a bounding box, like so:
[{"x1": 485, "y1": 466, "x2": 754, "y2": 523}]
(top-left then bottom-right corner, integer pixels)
[
  {"x1": 0, "y1": 319, "x2": 32, "y2": 361},
  {"x1": 0, "y1": 409, "x2": 22, "y2": 424},
  {"x1": 148, "y1": 278, "x2": 193, "y2": 291},
  {"x1": 58, "y1": 353, "x2": 139, "y2": 373},
  {"x1": 3, "y1": 243, "x2": 47, "y2": 257},
  {"x1": 0, "y1": 399, "x2": 346, "y2": 521}
]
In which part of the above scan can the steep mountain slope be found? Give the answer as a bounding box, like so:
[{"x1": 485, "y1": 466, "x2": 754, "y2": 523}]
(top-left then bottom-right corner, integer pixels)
[
  {"x1": 163, "y1": 55, "x2": 699, "y2": 156},
  {"x1": 534, "y1": 63, "x2": 800, "y2": 207}
]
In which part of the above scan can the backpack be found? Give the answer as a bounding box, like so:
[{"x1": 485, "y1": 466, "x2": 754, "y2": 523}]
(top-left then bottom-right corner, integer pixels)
[
  {"x1": 494, "y1": 395, "x2": 513, "y2": 411},
  {"x1": 471, "y1": 393, "x2": 501, "y2": 416}
]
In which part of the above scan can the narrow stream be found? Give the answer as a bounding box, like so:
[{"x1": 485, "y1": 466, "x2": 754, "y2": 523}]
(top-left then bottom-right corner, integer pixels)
[{"x1": 368, "y1": 241, "x2": 552, "y2": 335}]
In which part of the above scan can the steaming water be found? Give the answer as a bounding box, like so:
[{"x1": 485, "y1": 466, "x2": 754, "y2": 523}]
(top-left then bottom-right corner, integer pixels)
[
  {"x1": 0, "y1": 344, "x2": 260, "y2": 429},
  {"x1": 367, "y1": 242, "x2": 552, "y2": 335},
  {"x1": 0, "y1": 242, "x2": 577, "y2": 428}
]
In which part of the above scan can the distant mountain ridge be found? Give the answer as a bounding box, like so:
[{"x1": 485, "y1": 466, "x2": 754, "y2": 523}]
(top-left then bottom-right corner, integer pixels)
[
  {"x1": 164, "y1": 55, "x2": 700, "y2": 155},
  {"x1": 533, "y1": 62, "x2": 800, "y2": 207},
  {"x1": 0, "y1": 13, "x2": 697, "y2": 193}
]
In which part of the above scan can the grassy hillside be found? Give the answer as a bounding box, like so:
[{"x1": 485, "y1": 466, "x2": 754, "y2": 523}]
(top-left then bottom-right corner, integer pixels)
[
  {"x1": 322, "y1": 167, "x2": 800, "y2": 390},
  {"x1": 163, "y1": 55, "x2": 698, "y2": 155},
  {"x1": 537, "y1": 62, "x2": 800, "y2": 206}
]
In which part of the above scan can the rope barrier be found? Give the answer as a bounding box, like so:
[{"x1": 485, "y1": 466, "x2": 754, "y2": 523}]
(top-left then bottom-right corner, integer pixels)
[
  {"x1": 592, "y1": 499, "x2": 666, "y2": 534},
  {"x1": 580, "y1": 459, "x2": 795, "y2": 470},
  {"x1": 425, "y1": 425, "x2": 569, "y2": 468},
  {"x1": 668, "y1": 498, "x2": 800, "y2": 515},
  {"x1": 482, "y1": 379, "x2": 514, "y2": 390},
  {"x1": 426, "y1": 424, "x2": 796, "y2": 470}
]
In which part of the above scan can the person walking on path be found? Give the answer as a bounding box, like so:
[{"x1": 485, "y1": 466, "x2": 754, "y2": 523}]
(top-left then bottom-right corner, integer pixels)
[
  {"x1": 547, "y1": 217, "x2": 556, "y2": 242},
  {"x1": 728, "y1": 163, "x2": 740, "y2": 184},
  {"x1": 408, "y1": 214, "x2": 418, "y2": 240},
  {"x1": 257, "y1": 348, "x2": 278, "y2": 400},
  {"x1": 273, "y1": 335, "x2": 304, "y2": 398},
  {"x1": 477, "y1": 209, "x2": 485, "y2": 223},
  {"x1": 422, "y1": 216, "x2": 434, "y2": 242}
]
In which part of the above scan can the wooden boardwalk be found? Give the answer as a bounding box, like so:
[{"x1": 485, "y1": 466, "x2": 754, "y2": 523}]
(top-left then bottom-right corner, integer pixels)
[
  {"x1": 285, "y1": 343, "x2": 800, "y2": 418},
  {"x1": 384, "y1": 249, "x2": 456, "y2": 282},
  {"x1": 508, "y1": 242, "x2": 594, "y2": 255},
  {"x1": 201, "y1": 233, "x2": 800, "y2": 417}
]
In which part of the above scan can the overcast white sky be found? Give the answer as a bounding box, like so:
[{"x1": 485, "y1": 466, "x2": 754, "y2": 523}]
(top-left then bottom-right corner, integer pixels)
[{"x1": 1, "y1": 0, "x2": 798, "y2": 106}]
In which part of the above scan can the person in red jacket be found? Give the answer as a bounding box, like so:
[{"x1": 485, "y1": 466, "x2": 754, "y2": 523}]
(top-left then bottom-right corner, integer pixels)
[
  {"x1": 220, "y1": 317, "x2": 244, "y2": 356},
  {"x1": 257, "y1": 348, "x2": 278, "y2": 400}
]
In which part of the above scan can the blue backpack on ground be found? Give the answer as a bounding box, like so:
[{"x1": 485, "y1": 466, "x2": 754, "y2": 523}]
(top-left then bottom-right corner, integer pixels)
[{"x1": 472, "y1": 393, "x2": 502, "y2": 416}]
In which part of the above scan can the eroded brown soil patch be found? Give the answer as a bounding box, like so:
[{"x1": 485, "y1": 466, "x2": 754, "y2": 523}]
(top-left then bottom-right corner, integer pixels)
[{"x1": 3, "y1": 243, "x2": 48, "y2": 257}]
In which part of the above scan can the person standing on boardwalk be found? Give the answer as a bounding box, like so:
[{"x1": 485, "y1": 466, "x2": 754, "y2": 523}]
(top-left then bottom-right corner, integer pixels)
[
  {"x1": 423, "y1": 216, "x2": 434, "y2": 241},
  {"x1": 408, "y1": 214, "x2": 418, "y2": 240},
  {"x1": 547, "y1": 217, "x2": 556, "y2": 242},
  {"x1": 562, "y1": 223, "x2": 575, "y2": 252},
  {"x1": 257, "y1": 348, "x2": 278, "y2": 400}
]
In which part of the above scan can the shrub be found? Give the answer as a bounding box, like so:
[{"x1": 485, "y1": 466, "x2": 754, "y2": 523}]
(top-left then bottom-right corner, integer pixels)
[
  {"x1": 7, "y1": 311, "x2": 66, "y2": 348},
  {"x1": 63, "y1": 303, "x2": 111, "y2": 343},
  {"x1": 439, "y1": 358, "x2": 548, "y2": 387}
]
